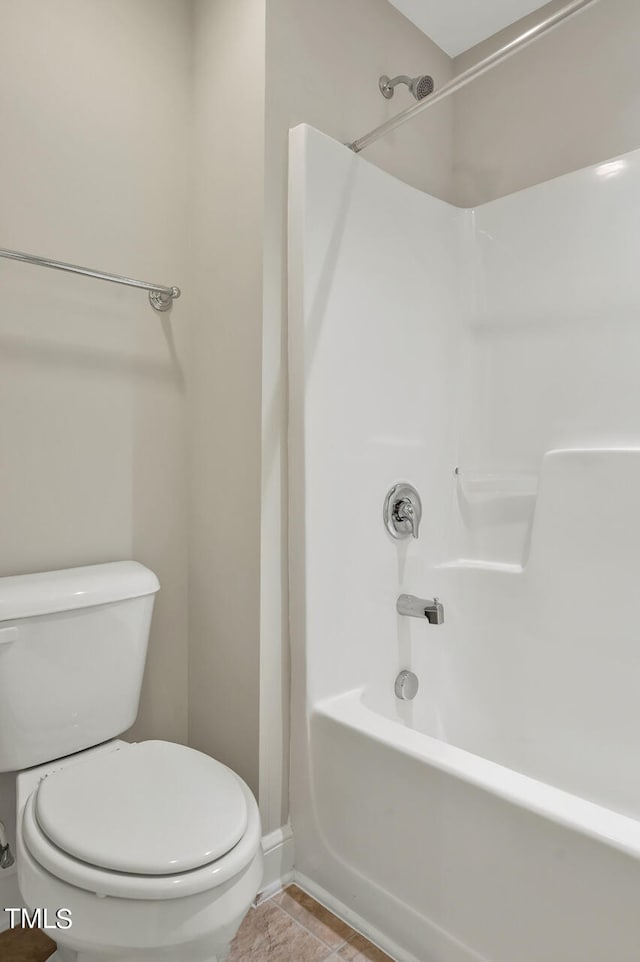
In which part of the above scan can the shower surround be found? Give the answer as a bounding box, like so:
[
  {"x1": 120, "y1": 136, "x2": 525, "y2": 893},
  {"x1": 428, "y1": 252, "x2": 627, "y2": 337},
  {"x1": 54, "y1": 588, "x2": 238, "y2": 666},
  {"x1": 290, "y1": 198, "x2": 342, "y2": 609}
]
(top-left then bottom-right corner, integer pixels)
[{"x1": 288, "y1": 125, "x2": 640, "y2": 962}]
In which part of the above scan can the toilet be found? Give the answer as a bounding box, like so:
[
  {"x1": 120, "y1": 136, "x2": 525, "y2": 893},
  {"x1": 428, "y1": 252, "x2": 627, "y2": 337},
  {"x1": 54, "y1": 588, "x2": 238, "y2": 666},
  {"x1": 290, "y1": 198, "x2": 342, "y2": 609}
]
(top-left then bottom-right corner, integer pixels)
[{"x1": 0, "y1": 561, "x2": 263, "y2": 962}]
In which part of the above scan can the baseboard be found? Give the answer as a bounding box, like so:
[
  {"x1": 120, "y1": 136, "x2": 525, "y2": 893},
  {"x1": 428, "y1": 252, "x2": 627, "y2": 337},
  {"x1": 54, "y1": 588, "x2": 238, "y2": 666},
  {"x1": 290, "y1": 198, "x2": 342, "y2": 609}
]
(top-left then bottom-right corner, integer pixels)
[
  {"x1": 294, "y1": 871, "x2": 421, "y2": 962},
  {"x1": 257, "y1": 824, "x2": 295, "y2": 902}
]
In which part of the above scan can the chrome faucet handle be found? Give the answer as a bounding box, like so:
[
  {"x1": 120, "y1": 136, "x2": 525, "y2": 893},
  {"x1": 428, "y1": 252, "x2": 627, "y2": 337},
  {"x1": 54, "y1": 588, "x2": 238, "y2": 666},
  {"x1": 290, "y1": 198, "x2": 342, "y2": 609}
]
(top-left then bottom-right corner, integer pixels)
[
  {"x1": 383, "y1": 483, "x2": 422, "y2": 540},
  {"x1": 394, "y1": 497, "x2": 415, "y2": 527}
]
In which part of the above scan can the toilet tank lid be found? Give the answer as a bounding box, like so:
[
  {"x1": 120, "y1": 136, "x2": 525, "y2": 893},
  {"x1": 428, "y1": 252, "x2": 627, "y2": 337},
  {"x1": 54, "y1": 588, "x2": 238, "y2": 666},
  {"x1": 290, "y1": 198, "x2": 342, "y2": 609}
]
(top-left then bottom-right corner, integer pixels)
[{"x1": 0, "y1": 561, "x2": 160, "y2": 622}]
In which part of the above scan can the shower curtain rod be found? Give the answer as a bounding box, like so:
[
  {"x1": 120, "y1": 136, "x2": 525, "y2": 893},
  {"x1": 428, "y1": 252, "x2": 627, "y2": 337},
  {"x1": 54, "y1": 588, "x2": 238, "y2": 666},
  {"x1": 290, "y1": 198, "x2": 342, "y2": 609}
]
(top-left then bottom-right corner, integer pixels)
[
  {"x1": 349, "y1": 0, "x2": 600, "y2": 154},
  {"x1": 0, "y1": 246, "x2": 181, "y2": 312}
]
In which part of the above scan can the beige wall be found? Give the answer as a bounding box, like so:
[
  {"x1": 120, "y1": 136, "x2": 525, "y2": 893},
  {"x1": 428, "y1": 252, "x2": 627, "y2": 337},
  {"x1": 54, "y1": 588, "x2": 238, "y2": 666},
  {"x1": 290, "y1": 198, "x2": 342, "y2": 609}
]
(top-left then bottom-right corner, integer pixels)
[
  {"x1": 453, "y1": 0, "x2": 640, "y2": 206},
  {"x1": 187, "y1": 0, "x2": 265, "y2": 796},
  {"x1": 259, "y1": 0, "x2": 455, "y2": 833},
  {"x1": 0, "y1": 0, "x2": 191, "y2": 902},
  {"x1": 0, "y1": 0, "x2": 191, "y2": 741},
  {"x1": 266, "y1": 0, "x2": 454, "y2": 201}
]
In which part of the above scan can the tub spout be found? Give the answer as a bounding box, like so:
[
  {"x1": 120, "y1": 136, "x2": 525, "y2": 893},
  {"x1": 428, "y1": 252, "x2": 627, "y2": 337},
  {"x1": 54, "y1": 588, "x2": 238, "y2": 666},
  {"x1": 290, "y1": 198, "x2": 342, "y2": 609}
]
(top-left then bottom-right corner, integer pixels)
[{"x1": 397, "y1": 594, "x2": 444, "y2": 625}]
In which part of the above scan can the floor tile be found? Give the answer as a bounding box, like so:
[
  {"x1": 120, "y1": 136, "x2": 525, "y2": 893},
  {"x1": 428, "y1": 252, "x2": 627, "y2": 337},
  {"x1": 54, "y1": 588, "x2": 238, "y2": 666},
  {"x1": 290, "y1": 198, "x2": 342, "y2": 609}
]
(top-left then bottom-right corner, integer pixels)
[
  {"x1": 337, "y1": 932, "x2": 396, "y2": 962},
  {"x1": 0, "y1": 926, "x2": 57, "y2": 961},
  {"x1": 228, "y1": 899, "x2": 331, "y2": 962},
  {"x1": 276, "y1": 885, "x2": 355, "y2": 949}
]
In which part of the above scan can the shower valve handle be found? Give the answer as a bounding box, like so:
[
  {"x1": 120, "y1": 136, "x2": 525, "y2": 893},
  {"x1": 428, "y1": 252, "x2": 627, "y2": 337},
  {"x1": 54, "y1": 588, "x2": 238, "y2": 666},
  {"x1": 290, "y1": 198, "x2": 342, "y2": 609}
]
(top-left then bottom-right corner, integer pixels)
[{"x1": 383, "y1": 483, "x2": 422, "y2": 540}]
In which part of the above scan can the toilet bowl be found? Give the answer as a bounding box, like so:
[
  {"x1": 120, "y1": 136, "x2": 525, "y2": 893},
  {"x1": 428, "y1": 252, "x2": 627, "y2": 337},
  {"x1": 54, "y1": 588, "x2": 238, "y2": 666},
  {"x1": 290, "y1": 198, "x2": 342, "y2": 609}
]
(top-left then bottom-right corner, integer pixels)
[
  {"x1": 0, "y1": 561, "x2": 263, "y2": 961},
  {"x1": 16, "y1": 740, "x2": 263, "y2": 962}
]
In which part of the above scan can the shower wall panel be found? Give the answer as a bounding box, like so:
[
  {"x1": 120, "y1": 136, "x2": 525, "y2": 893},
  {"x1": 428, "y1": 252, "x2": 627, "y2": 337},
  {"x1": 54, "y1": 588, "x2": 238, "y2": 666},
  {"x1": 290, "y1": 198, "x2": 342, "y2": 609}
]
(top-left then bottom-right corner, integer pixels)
[
  {"x1": 289, "y1": 124, "x2": 640, "y2": 961},
  {"x1": 289, "y1": 124, "x2": 466, "y2": 708},
  {"x1": 456, "y1": 150, "x2": 640, "y2": 563}
]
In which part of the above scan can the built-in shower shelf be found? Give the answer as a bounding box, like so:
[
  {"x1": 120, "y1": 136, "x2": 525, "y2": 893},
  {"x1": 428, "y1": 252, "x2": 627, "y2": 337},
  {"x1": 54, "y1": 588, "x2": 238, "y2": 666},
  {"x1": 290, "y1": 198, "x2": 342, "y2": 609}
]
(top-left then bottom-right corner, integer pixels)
[
  {"x1": 454, "y1": 470, "x2": 538, "y2": 502},
  {"x1": 438, "y1": 559, "x2": 524, "y2": 575},
  {"x1": 437, "y1": 558, "x2": 524, "y2": 578}
]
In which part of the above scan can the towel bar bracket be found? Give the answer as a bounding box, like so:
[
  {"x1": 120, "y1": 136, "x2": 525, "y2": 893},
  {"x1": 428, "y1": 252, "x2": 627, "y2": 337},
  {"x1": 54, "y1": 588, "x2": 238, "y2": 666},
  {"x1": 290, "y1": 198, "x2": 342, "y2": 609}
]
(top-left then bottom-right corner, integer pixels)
[{"x1": 149, "y1": 287, "x2": 181, "y2": 312}]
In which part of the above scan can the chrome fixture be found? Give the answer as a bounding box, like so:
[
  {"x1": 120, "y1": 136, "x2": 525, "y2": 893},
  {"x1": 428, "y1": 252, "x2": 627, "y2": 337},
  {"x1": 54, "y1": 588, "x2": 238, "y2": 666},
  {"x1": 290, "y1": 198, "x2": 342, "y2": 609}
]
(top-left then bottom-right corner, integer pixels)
[
  {"x1": 379, "y1": 74, "x2": 434, "y2": 101},
  {"x1": 351, "y1": 0, "x2": 600, "y2": 153},
  {"x1": 0, "y1": 820, "x2": 15, "y2": 870},
  {"x1": 397, "y1": 594, "x2": 444, "y2": 625},
  {"x1": 395, "y1": 669, "x2": 419, "y2": 701},
  {"x1": 383, "y1": 482, "x2": 422, "y2": 540},
  {"x1": 0, "y1": 843, "x2": 14, "y2": 870},
  {"x1": 0, "y1": 247, "x2": 181, "y2": 312}
]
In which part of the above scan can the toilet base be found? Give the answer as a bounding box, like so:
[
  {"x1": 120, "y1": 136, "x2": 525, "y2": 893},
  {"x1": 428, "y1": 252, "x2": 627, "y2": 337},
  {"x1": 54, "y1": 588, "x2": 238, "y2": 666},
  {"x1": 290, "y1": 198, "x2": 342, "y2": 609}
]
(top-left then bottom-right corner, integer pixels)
[{"x1": 18, "y1": 838, "x2": 261, "y2": 962}]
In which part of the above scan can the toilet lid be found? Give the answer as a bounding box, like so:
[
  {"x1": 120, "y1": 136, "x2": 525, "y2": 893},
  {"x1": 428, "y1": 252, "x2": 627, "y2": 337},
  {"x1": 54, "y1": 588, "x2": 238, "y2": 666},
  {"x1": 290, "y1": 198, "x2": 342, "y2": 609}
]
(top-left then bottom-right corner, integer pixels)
[{"x1": 34, "y1": 741, "x2": 248, "y2": 876}]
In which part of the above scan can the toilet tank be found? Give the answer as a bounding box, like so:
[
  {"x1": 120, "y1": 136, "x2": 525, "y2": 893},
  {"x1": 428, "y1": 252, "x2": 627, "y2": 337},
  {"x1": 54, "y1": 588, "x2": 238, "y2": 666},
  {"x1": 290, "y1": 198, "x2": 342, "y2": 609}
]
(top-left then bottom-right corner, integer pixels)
[{"x1": 0, "y1": 561, "x2": 159, "y2": 773}]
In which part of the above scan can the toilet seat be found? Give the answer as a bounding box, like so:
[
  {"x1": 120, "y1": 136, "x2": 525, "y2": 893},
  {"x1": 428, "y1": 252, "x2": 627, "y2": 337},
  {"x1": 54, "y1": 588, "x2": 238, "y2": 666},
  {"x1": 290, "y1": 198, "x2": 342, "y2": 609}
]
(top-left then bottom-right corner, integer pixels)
[
  {"x1": 34, "y1": 741, "x2": 248, "y2": 875},
  {"x1": 21, "y1": 741, "x2": 262, "y2": 900}
]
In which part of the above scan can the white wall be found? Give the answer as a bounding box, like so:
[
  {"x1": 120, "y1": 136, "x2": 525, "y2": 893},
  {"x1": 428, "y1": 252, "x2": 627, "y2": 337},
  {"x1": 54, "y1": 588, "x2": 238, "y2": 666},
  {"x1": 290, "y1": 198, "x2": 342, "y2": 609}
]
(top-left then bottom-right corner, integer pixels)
[
  {"x1": 289, "y1": 124, "x2": 464, "y2": 704},
  {"x1": 290, "y1": 125, "x2": 640, "y2": 757},
  {"x1": 0, "y1": 0, "x2": 191, "y2": 909},
  {"x1": 289, "y1": 122, "x2": 640, "y2": 962},
  {"x1": 288, "y1": 124, "x2": 464, "y2": 889},
  {"x1": 443, "y1": 148, "x2": 640, "y2": 814}
]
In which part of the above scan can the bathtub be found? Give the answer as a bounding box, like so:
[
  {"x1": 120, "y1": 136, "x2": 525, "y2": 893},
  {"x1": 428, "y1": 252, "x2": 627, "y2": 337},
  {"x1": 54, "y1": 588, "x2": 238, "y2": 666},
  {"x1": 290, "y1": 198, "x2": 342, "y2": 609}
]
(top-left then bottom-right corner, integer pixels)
[
  {"x1": 288, "y1": 126, "x2": 640, "y2": 962},
  {"x1": 301, "y1": 687, "x2": 640, "y2": 962},
  {"x1": 291, "y1": 463, "x2": 640, "y2": 962}
]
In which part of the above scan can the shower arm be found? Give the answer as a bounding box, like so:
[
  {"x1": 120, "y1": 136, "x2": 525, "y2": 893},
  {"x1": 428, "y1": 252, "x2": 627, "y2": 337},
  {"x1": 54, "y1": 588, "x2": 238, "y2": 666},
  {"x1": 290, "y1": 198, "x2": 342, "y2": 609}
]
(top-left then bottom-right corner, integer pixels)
[
  {"x1": 379, "y1": 75, "x2": 412, "y2": 95},
  {"x1": 349, "y1": 0, "x2": 600, "y2": 153},
  {"x1": 386, "y1": 75, "x2": 412, "y2": 89}
]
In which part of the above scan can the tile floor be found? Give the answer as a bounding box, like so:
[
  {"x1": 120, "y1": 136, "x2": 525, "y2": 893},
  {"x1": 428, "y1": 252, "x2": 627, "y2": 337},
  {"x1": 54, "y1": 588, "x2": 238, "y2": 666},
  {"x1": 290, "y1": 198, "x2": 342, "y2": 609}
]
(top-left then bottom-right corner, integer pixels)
[
  {"x1": 228, "y1": 885, "x2": 395, "y2": 962},
  {"x1": 0, "y1": 884, "x2": 395, "y2": 962}
]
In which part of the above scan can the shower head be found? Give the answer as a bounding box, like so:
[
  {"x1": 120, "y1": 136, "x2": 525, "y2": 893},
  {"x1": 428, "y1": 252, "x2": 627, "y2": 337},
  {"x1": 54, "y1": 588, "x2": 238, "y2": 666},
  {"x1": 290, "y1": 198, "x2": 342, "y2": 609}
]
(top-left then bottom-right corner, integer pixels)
[
  {"x1": 409, "y1": 74, "x2": 435, "y2": 100},
  {"x1": 379, "y1": 74, "x2": 435, "y2": 101}
]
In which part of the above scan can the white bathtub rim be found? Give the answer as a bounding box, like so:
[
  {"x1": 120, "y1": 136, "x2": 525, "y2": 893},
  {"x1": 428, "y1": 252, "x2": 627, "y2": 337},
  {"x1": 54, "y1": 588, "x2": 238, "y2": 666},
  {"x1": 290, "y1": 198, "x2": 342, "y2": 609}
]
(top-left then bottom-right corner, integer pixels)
[{"x1": 314, "y1": 688, "x2": 640, "y2": 862}]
